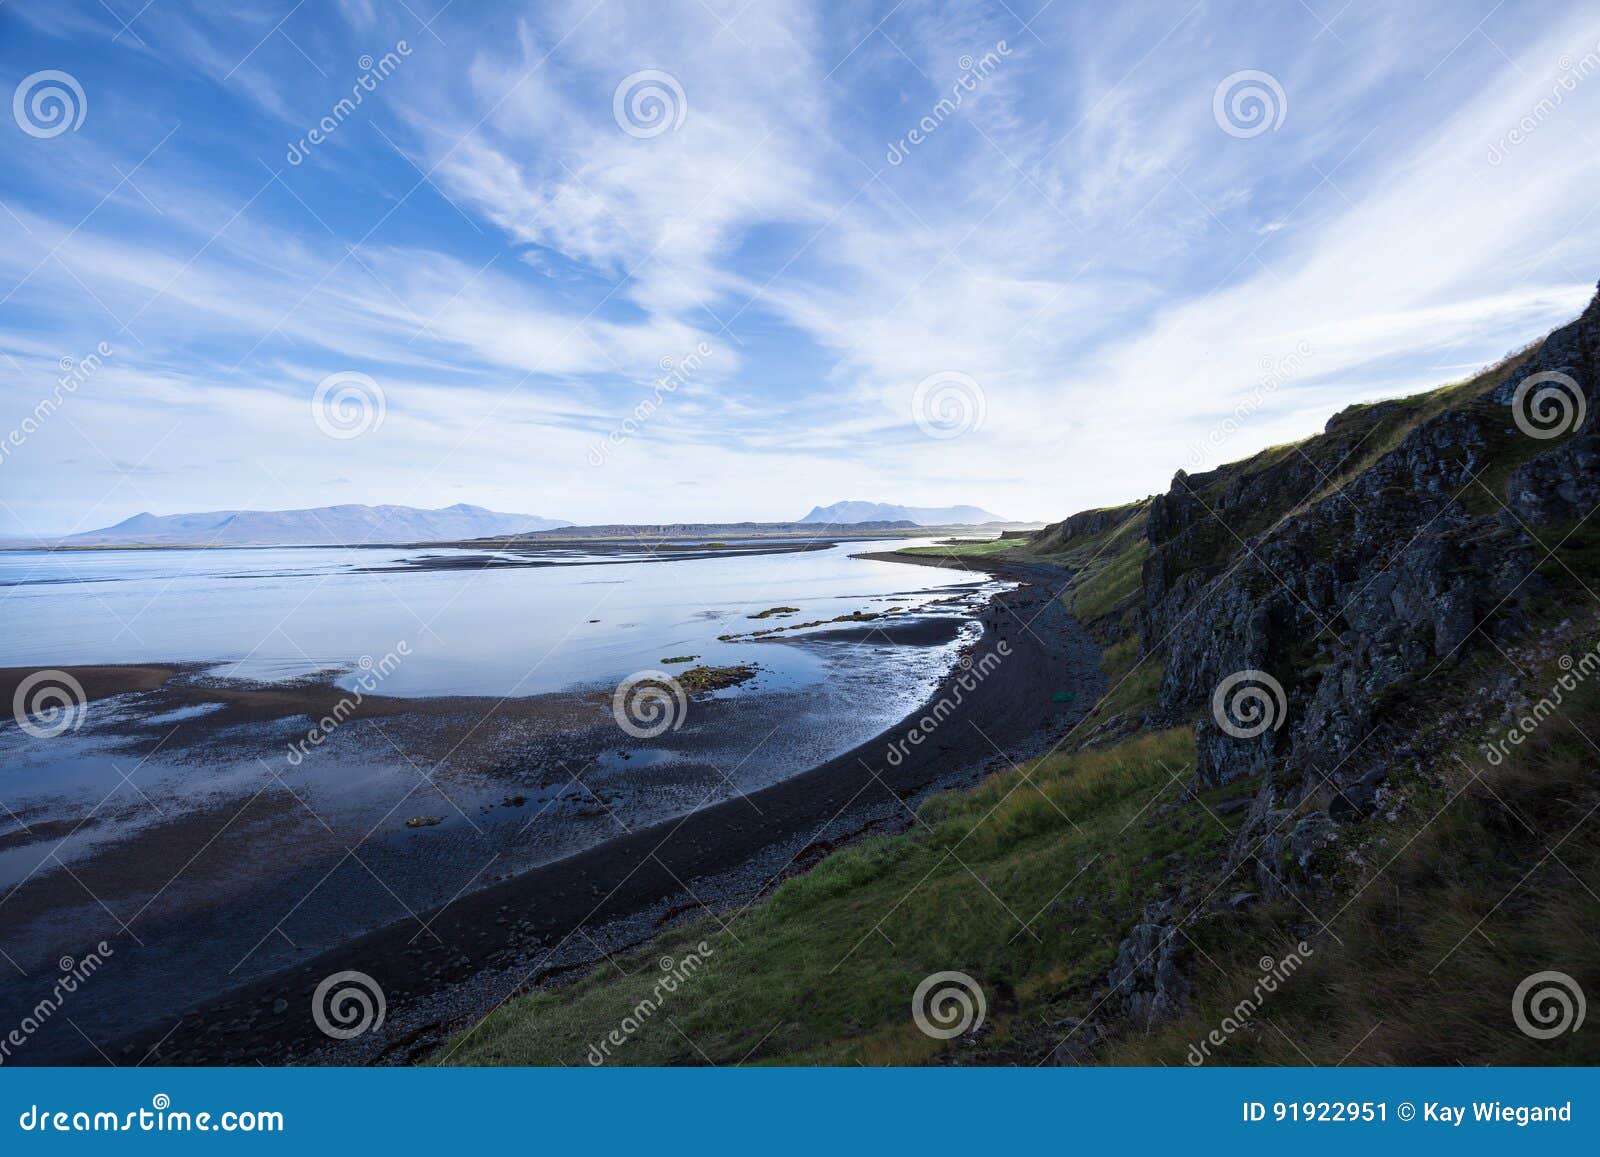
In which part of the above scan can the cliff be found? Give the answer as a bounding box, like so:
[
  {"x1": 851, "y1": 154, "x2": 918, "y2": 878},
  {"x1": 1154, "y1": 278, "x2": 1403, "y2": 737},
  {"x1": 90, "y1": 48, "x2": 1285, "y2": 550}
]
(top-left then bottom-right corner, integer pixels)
[{"x1": 1032, "y1": 283, "x2": 1600, "y2": 1024}]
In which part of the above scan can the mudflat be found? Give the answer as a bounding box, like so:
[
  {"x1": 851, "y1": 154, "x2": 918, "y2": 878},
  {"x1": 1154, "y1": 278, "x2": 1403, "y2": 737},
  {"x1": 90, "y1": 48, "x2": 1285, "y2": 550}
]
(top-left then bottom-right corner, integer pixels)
[
  {"x1": 3, "y1": 554, "x2": 1099, "y2": 1066},
  {"x1": 83, "y1": 556, "x2": 1101, "y2": 1065}
]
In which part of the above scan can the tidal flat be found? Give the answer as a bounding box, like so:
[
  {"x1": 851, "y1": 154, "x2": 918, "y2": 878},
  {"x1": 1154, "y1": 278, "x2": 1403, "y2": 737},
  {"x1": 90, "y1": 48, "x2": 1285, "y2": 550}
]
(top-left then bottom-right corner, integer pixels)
[{"x1": 0, "y1": 538, "x2": 1099, "y2": 1062}]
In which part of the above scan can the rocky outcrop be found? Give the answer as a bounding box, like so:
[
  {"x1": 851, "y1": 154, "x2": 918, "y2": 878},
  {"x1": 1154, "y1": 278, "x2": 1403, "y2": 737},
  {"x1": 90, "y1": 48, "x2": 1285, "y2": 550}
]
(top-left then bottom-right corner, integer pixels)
[
  {"x1": 1152, "y1": 287, "x2": 1597, "y2": 797},
  {"x1": 1088, "y1": 281, "x2": 1600, "y2": 1019},
  {"x1": 1105, "y1": 898, "x2": 1190, "y2": 1023}
]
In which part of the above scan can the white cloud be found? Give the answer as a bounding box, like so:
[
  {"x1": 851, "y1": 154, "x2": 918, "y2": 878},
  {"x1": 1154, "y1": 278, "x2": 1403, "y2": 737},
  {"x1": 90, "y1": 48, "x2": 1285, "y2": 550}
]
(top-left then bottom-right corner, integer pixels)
[{"x1": 4, "y1": 0, "x2": 1600, "y2": 532}]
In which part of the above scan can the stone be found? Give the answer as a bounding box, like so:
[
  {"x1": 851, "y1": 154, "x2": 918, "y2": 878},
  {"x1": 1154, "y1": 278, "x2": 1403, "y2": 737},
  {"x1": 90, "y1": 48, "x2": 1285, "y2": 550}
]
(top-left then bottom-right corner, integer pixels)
[{"x1": 1288, "y1": 811, "x2": 1337, "y2": 868}]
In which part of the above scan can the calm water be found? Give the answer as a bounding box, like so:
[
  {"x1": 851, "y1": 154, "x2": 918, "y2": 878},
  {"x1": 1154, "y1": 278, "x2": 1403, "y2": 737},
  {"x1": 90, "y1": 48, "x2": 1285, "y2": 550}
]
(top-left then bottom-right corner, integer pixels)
[
  {"x1": 0, "y1": 540, "x2": 1006, "y2": 1049},
  {"x1": 0, "y1": 539, "x2": 987, "y2": 696}
]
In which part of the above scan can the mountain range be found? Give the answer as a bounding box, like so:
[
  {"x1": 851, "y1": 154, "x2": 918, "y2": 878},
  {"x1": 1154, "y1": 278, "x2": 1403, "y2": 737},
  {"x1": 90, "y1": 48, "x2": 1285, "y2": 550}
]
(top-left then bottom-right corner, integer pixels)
[
  {"x1": 797, "y1": 500, "x2": 1007, "y2": 525},
  {"x1": 58, "y1": 504, "x2": 572, "y2": 547}
]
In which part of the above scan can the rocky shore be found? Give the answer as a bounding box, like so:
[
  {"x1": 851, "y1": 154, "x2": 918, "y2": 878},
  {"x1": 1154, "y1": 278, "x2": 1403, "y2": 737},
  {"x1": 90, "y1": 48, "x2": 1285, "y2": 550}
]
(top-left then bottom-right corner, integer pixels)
[{"x1": 11, "y1": 555, "x2": 1100, "y2": 1065}]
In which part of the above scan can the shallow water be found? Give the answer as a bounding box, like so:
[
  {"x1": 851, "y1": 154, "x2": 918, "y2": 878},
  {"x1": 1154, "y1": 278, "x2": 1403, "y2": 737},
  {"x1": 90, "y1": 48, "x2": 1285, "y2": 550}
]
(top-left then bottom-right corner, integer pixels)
[
  {"x1": 0, "y1": 539, "x2": 1015, "y2": 1056},
  {"x1": 0, "y1": 537, "x2": 1001, "y2": 908},
  {"x1": 0, "y1": 538, "x2": 986, "y2": 696}
]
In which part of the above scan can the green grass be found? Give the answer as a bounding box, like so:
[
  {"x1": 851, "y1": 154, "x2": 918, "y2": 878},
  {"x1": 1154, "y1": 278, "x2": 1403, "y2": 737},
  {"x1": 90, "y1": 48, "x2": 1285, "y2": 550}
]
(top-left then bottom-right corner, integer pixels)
[
  {"x1": 1068, "y1": 539, "x2": 1149, "y2": 622},
  {"x1": 1029, "y1": 500, "x2": 1149, "y2": 562},
  {"x1": 1093, "y1": 641, "x2": 1165, "y2": 722},
  {"x1": 439, "y1": 659, "x2": 1600, "y2": 1068},
  {"x1": 895, "y1": 539, "x2": 1022, "y2": 558},
  {"x1": 1105, "y1": 671, "x2": 1600, "y2": 1067},
  {"x1": 1020, "y1": 502, "x2": 1151, "y2": 632},
  {"x1": 437, "y1": 727, "x2": 1238, "y2": 1066},
  {"x1": 1099, "y1": 632, "x2": 1141, "y2": 682},
  {"x1": 1212, "y1": 344, "x2": 1543, "y2": 545}
]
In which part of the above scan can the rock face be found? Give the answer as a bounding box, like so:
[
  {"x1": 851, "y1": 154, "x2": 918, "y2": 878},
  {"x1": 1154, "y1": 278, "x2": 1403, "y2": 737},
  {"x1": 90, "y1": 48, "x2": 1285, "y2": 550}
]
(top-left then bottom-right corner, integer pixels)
[
  {"x1": 1158, "y1": 288, "x2": 1593, "y2": 785},
  {"x1": 1087, "y1": 282, "x2": 1600, "y2": 1017}
]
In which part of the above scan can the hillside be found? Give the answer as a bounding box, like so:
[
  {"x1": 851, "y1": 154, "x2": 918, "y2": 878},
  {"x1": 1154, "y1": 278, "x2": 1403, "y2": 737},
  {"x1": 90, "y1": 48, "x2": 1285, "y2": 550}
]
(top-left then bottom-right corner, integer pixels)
[
  {"x1": 58, "y1": 503, "x2": 571, "y2": 547},
  {"x1": 439, "y1": 284, "x2": 1600, "y2": 1067}
]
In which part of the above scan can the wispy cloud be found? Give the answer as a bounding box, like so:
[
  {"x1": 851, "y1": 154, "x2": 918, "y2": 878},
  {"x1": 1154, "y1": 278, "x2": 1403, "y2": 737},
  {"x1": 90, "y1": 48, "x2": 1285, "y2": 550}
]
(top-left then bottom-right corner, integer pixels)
[{"x1": 2, "y1": 0, "x2": 1599, "y2": 532}]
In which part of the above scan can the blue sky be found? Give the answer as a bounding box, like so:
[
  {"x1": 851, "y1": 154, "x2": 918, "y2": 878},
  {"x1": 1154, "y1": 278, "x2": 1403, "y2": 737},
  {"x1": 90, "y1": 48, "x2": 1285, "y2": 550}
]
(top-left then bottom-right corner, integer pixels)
[{"x1": 2, "y1": 0, "x2": 1599, "y2": 534}]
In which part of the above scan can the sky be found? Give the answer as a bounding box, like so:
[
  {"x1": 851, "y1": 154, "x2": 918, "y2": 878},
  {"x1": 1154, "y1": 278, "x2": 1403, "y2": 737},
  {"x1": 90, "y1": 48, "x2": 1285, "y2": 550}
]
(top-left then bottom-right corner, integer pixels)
[{"x1": 2, "y1": 0, "x2": 1599, "y2": 535}]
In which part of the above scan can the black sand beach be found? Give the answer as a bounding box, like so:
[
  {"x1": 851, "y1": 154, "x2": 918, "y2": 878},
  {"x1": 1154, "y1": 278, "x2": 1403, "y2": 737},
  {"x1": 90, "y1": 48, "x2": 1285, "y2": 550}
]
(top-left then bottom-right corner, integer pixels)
[{"x1": 3, "y1": 555, "x2": 1101, "y2": 1065}]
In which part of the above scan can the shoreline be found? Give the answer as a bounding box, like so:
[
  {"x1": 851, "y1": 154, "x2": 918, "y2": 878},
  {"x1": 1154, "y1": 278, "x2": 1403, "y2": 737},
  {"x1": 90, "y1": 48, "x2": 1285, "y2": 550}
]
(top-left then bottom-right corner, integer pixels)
[
  {"x1": 15, "y1": 555, "x2": 1098, "y2": 1066},
  {"x1": 0, "y1": 526, "x2": 1041, "y2": 555}
]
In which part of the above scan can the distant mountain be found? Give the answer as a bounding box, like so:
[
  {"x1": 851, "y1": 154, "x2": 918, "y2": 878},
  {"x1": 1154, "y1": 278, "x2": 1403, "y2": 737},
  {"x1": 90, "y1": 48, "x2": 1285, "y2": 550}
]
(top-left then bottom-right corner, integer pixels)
[
  {"x1": 798, "y1": 501, "x2": 1007, "y2": 526},
  {"x1": 63, "y1": 504, "x2": 571, "y2": 547},
  {"x1": 519, "y1": 520, "x2": 920, "y2": 541}
]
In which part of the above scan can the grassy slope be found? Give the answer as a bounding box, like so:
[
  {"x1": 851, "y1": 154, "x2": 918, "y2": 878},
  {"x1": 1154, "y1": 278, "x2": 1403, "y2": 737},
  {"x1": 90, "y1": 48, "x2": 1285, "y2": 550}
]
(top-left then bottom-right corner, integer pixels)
[
  {"x1": 439, "y1": 729, "x2": 1245, "y2": 1065},
  {"x1": 893, "y1": 539, "x2": 1024, "y2": 558}
]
